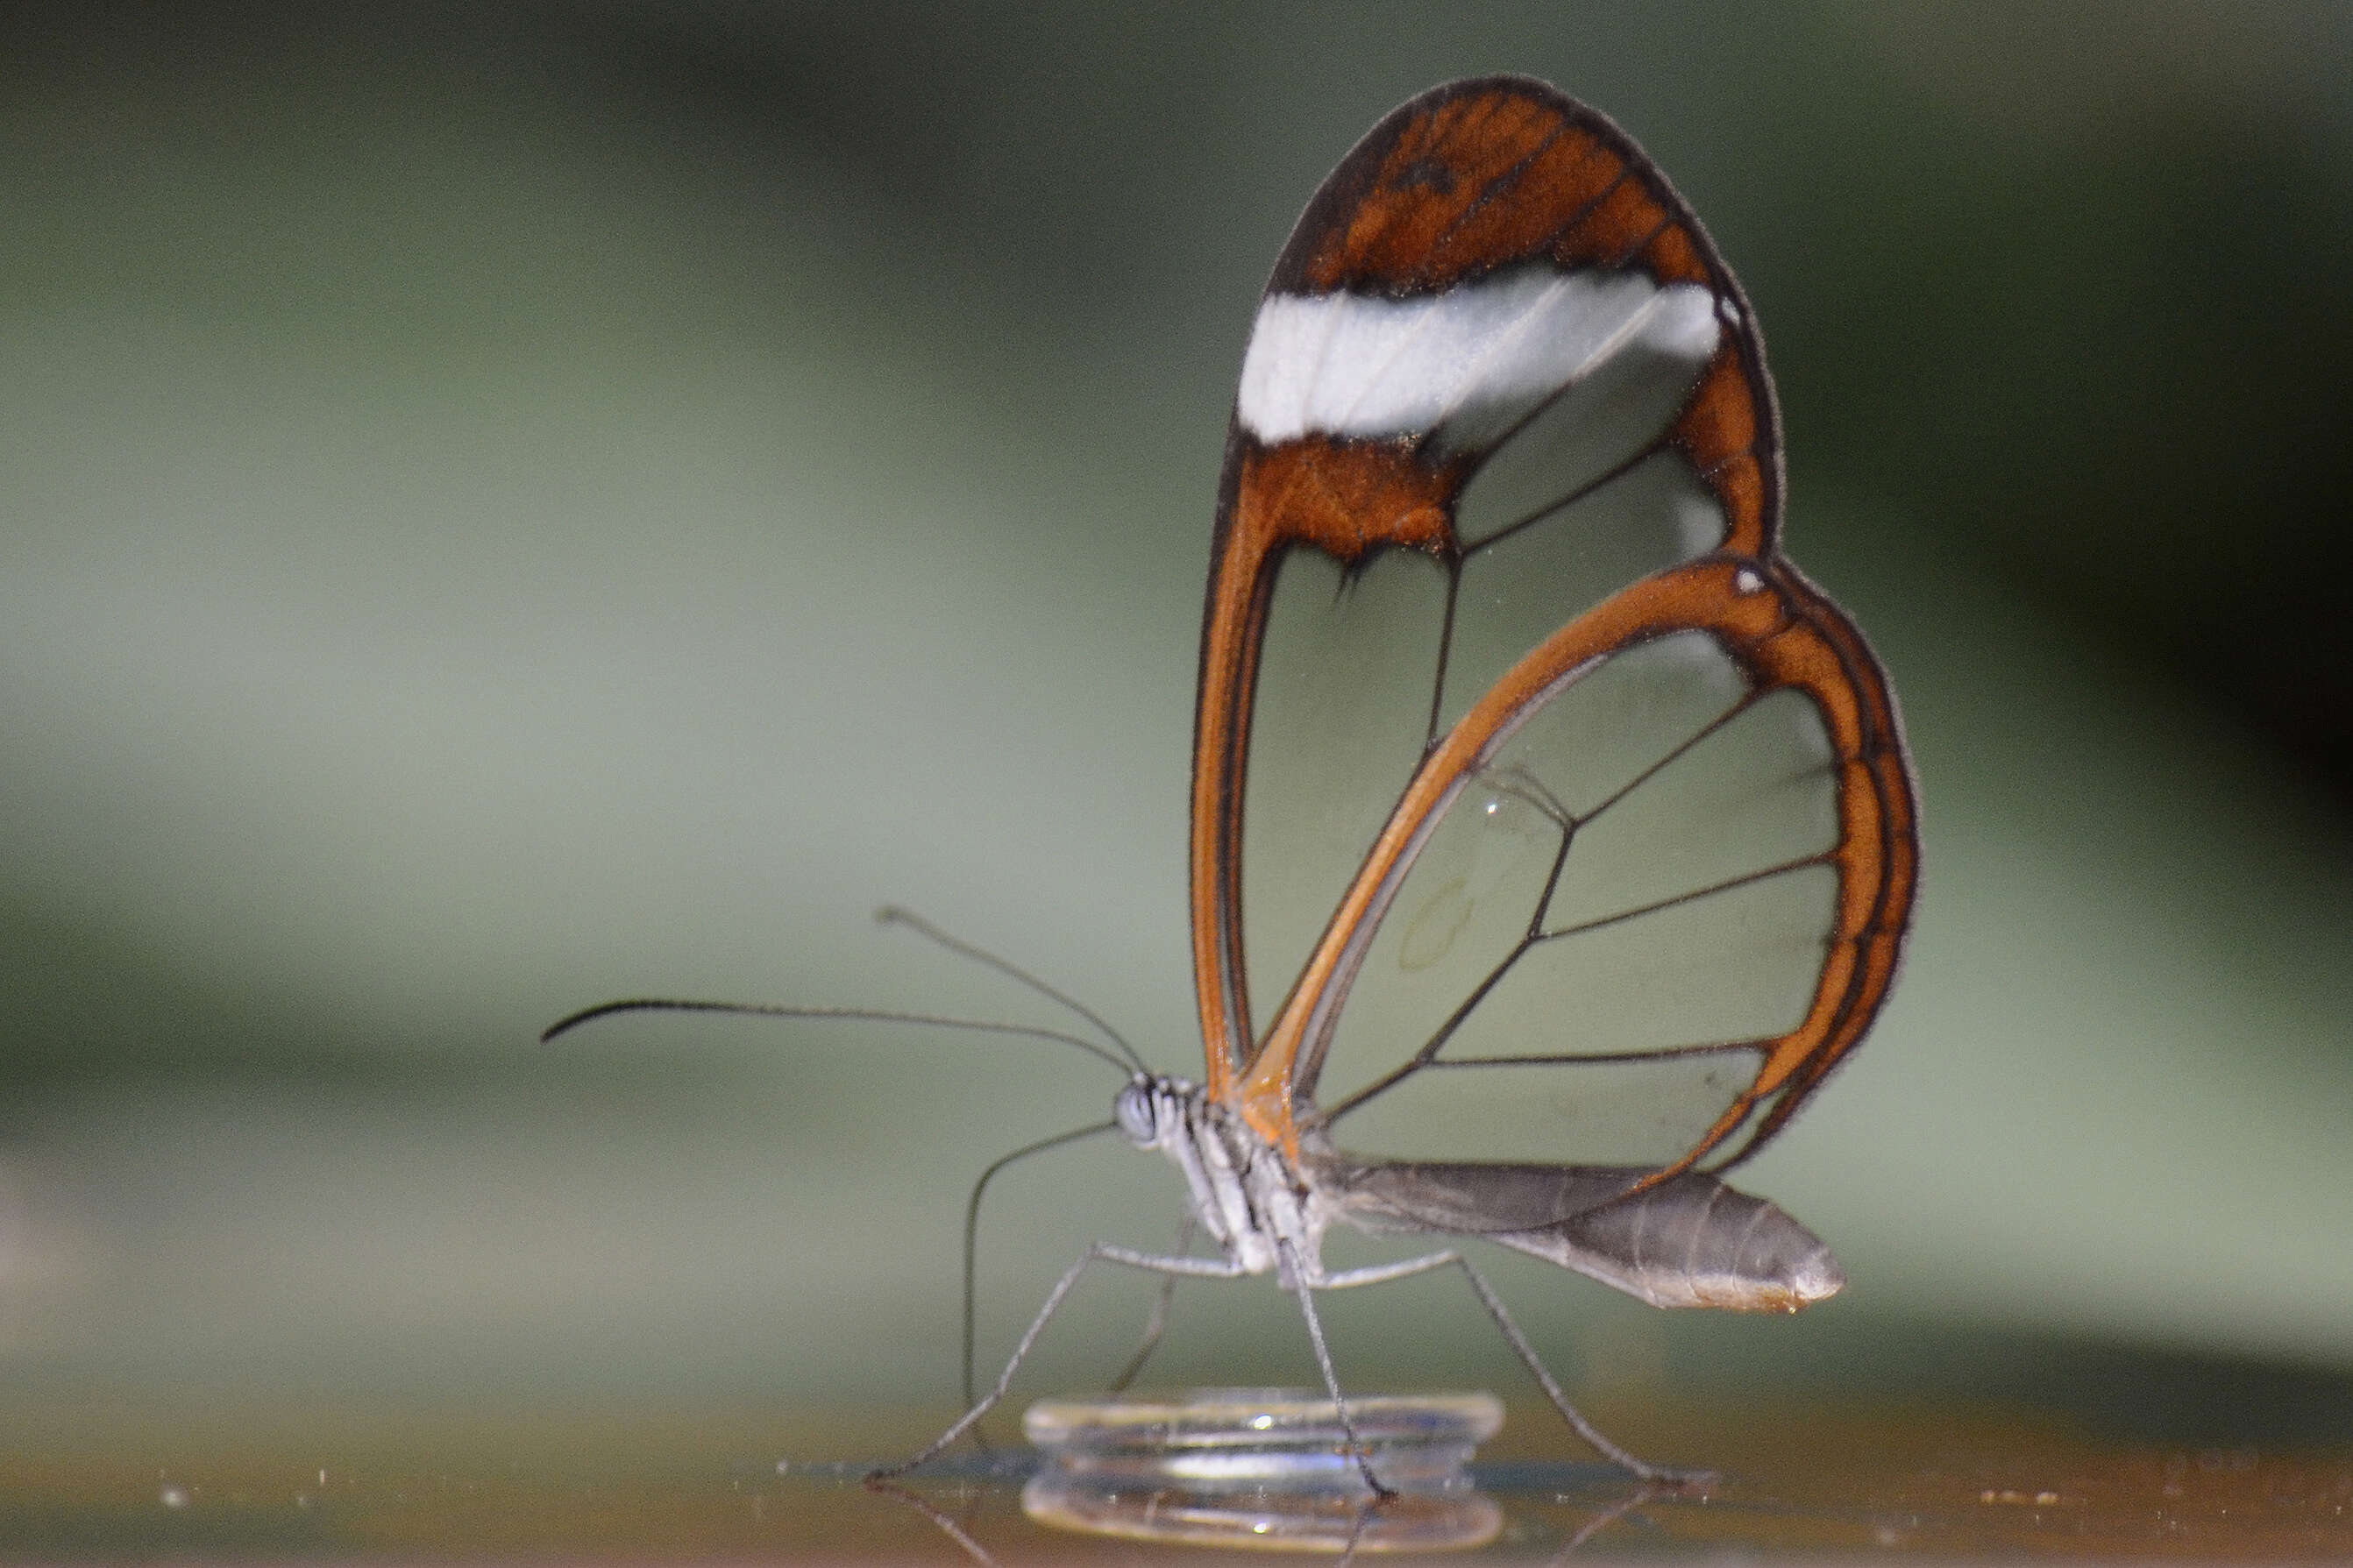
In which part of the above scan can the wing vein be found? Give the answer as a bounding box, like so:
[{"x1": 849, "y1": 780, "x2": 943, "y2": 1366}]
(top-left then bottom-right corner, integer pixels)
[
  {"x1": 1428, "y1": 1040, "x2": 1767, "y2": 1068},
  {"x1": 1574, "y1": 686, "x2": 1760, "y2": 832},
  {"x1": 1540, "y1": 851, "x2": 1834, "y2": 944},
  {"x1": 1465, "y1": 425, "x2": 1674, "y2": 553}
]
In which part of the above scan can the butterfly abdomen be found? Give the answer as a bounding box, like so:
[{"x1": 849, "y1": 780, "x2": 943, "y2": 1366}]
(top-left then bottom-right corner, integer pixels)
[
  {"x1": 1510, "y1": 1174, "x2": 1843, "y2": 1312},
  {"x1": 1318, "y1": 1153, "x2": 1841, "y2": 1313}
]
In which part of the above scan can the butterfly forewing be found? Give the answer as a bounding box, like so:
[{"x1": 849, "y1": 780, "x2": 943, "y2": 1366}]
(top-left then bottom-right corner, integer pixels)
[{"x1": 1194, "y1": 77, "x2": 1913, "y2": 1180}]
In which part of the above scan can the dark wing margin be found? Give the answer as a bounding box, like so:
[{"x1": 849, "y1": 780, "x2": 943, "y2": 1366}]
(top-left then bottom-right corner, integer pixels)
[{"x1": 1192, "y1": 75, "x2": 1783, "y2": 1113}]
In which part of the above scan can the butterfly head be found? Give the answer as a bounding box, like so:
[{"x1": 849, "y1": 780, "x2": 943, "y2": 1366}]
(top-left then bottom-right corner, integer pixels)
[{"x1": 1113, "y1": 1075, "x2": 1195, "y2": 1150}]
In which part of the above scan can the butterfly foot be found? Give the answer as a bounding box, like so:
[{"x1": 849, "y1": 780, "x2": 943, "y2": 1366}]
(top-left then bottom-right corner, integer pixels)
[
  {"x1": 1351, "y1": 1449, "x2": 1399, "y2": 1502},
  {"x1": 1631, "y1": 1461, "x2": 1718, "y2": 1493}
]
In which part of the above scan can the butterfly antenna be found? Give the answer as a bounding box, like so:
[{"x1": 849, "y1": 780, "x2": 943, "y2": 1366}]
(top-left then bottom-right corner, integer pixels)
[
  {"x1": 960, "y1": 1117, "x2": 1117, "y2": 1409},
  {"x1": 876, "y1": 905, "x2": 1149, "y2": 1073},
  {"x1": 539, "y1": 998, "x2": 1136, "y2": 1075}
]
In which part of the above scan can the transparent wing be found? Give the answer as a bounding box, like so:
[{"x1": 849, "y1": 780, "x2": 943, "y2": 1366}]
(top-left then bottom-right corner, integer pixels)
[{"x1": 1194, "y1": 77, "x2": 1786, "y2": 1100}]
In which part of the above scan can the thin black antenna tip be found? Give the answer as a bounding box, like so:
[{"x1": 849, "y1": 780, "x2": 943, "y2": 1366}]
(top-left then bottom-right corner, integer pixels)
[
  {"x1": 536, "y1": 995, "x2": 1136, "y2": 1074},
  {"x1": 874, "y1": 905, "x2": 913, "y2": 926},
  {"x1": 540, "y1": 997, "x2": 668, "y2": 1044}
]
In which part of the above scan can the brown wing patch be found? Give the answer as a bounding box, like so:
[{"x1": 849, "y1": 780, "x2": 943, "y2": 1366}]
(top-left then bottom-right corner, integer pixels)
[
  {"x1": 1426, "y1": 128, "x2": 1627, "y2": 285},
  {"x1": 1287, "y1": 79, "x2": 1724, "y2": 297},
  {"x1": 1674, "y1": 348, "x2": 1772, "y2": 554},
  {"x1": 1238, "y1": 439, "x2": 1461, "y2": 561},
  {"x1": 1639, "y1": 221, "x2": 1711, "y2": 287},
  {"x1": 1298, "y1": 87, "x2": 1610, "y2": 293},
  {"x1": 1546, "y1": 175, "x2": 1677, "y2": 273}
]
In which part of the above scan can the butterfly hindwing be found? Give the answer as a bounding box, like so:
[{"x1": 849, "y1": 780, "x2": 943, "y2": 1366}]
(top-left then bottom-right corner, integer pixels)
[{"x1": 1290, "y1": 560, "x2": 1911, "y2": 1180}]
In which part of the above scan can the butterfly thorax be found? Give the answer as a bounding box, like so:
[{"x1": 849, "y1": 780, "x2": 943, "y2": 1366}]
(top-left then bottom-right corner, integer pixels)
[{"x1": 1114, "y1": 1075, "x2": 1333, "y2": 1283}]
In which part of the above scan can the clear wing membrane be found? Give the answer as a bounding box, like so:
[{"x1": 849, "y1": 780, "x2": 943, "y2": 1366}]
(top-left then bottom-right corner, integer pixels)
[
  {"x1": 1240, "y1": 549, "x2": 1448, "y2": 1044},
  {"x1": 1302, "y1": 628, "x2": 1845, "y2": 1167},
  {"x1": 1442, "y1": 448, "x2": 1731, "y2": 734}
]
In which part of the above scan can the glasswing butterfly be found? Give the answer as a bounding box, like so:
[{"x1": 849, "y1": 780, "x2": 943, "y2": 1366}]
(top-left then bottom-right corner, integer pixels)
[{"x1": 551, "y1": 74, "x2": 1916, "y2": 1487}]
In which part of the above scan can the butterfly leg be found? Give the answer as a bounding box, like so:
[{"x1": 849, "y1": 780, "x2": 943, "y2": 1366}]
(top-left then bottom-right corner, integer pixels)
[
  {"x1": 1557, "y1": 1479, "x2": 1676, "y2": 1558},
  {"x1": 1107, "y1": 1210, "x2": 1198, "y2": 1394},
  {"x1": 870, "y1": 1242, "x2": 1246, "y2": 1482},
  {"x1": 1315, "y1": 1250, "x2": 1710, "y2": 1485},
  {"x1": 1276, "y1": 1239, "x2": 1398, "y2": 1501}
]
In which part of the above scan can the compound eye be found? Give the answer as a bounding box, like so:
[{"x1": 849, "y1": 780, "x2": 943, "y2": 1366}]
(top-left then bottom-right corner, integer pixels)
[{"x1": 1113, "y1": 1082, "x2": 1158, "y2": 1145}]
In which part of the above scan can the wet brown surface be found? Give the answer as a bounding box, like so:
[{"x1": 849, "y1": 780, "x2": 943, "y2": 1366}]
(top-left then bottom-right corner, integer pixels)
[{"x1": 0, "y1": 1389, "x2": 2347, "y2": 1562}]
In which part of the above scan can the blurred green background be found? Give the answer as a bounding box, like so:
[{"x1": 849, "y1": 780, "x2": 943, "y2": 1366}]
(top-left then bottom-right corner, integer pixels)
[{"x1": 3, "y1": 1, "x2": 2350, "y2": 1451}]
